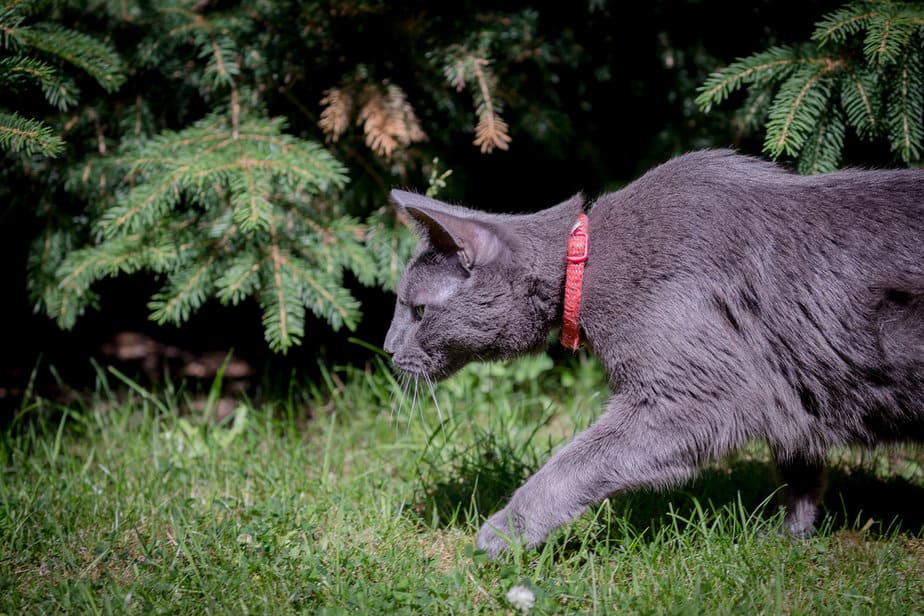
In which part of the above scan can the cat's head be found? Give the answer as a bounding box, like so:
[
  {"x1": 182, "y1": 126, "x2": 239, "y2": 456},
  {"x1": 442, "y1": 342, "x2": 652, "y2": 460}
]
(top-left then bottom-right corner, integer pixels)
[{"x1": 384, "y1": 190, "x2": 560, "y2": 380}]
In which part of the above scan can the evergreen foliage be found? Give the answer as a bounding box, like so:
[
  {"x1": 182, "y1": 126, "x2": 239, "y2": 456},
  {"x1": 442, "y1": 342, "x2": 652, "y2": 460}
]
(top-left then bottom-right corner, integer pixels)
[
  {"x1": 42, "y1": 114, "x2": 356, "y2": 352},
  {"x1": 697, "y1": 1, "x2": 924, "y2": 173},
  {"x1": 9, "y1": 1, "x2": 594, "y2": 353},
  {"x1": 0, "y1": 0, "x2": 123, "y2": 156},
  {"x1": 24, "y1": 3, "x2": 374, "y2": 353},
  {"x1": 0, "y1": 110, "x2": 63, "y2": 156}
]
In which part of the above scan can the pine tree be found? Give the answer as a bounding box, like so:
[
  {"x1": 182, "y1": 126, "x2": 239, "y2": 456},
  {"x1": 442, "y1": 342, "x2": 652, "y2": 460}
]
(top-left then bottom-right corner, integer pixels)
[
  {"x1": 43, "y1": 114, "x2": 361, "y2": 353},
  {"x1": 26, "y1": 3, "x2": 376, "y2": 353},
  {"x1": 6, "y1": 2, "x2": 593, "y2": 353},
  {"x1": 696, "y1": 1, "x2": 924, "y2": 173}
]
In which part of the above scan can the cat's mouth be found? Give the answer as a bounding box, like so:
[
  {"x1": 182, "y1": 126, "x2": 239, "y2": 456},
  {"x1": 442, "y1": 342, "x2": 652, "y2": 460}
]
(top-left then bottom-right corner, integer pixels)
[{"x1": 390, "y1": 356, "x2": 462, "y2": 382}]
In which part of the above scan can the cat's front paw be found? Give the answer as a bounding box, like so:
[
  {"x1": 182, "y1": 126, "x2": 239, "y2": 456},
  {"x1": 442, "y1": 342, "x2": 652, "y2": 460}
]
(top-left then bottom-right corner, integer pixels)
[
  {"x1": 476, "y1": 507, "x2": 545, "y2": 559},
  {"x1": 476, "y1": 508, "x2": 523, "y2": 559}
]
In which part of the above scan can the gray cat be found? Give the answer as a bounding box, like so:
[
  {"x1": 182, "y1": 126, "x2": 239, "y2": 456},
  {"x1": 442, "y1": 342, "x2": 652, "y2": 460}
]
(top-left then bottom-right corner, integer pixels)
[{"x1": 384, "y1": 149, "x2": 923, "y2": 558}]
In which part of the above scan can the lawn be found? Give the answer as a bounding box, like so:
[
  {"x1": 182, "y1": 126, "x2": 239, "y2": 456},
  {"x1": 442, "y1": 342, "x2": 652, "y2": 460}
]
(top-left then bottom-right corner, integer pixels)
[{"x1": 2, "y1": 353, "x2": 922, "y2": 614}]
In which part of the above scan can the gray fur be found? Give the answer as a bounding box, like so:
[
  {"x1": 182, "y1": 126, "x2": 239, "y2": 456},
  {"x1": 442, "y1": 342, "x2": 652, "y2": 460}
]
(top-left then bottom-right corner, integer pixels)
[{"x1": 384, "y1": 150, "x2": 924, "y2": 558}]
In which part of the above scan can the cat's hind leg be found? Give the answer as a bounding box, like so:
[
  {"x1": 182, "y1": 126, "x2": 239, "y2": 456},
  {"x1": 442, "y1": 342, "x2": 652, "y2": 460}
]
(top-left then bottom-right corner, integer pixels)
[{"x1": 775, "y1": 455, "x2": 826, "y2": 538}]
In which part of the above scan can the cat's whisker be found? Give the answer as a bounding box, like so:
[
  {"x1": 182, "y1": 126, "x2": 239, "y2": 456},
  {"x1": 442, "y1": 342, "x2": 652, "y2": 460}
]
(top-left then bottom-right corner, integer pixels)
[
  {"x1": 400, "y1": 372, "x2": 412, "y2": 415},
  {"x1": 388, "y1": 370, "x2": 401, "y2": 412},
  {"x1": 403, "y1": 374, "x2": 416, "y2": 426},
  {"x1": 391, "y1": 371, "x2": 409, "y2": 425},
  {"x1": 406, "y1": 375, "x2": 421, "y2": 437},
  {"x1": 399, "y1": 373, "x2": 417, "y2": 437},
  {"x1": 386, "y1": 370, "x2": 401, "y2": 415},
  {"x1": 423, "y1": 373, "x2": 447, "y2": 438}
]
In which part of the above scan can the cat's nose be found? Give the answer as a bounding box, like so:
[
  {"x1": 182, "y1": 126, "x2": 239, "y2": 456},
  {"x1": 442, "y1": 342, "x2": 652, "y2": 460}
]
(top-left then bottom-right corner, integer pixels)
[{"x1": 383, "y1": 328, "x2": 397, "y2": 356}]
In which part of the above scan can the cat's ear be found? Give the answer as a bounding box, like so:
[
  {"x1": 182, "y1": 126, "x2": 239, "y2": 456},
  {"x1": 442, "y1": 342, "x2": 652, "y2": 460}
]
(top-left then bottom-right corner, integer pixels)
[{"x1": 390, "y1": 189, "x2": 507, "y2": 268}]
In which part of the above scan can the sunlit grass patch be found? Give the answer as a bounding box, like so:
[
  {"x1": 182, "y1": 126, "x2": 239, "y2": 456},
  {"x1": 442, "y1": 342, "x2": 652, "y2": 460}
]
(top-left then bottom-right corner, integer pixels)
[{"x1": 1, "y1": 355, "x2": 922, "y2": 613}]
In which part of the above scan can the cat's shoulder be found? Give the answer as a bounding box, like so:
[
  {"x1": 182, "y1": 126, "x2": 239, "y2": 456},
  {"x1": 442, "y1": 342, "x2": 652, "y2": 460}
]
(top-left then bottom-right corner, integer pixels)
[
  {"x1": 646, "y1": 149, "x2": 787, "y2": 181},
  {"x1": 594, "y1": 149, "x2": 787, "y2": 211}
]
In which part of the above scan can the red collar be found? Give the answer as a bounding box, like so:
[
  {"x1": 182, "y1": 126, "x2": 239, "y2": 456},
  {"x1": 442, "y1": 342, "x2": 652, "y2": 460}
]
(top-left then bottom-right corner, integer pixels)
[{"x1": 561, "y1": 213, "x2": 589, "y2": 350}]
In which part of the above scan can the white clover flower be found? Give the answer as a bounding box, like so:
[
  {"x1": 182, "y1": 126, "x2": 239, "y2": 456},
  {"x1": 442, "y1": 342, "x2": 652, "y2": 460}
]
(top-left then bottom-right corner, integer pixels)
[
  {"x1": 506, "y1": 585, "x2": 536, "y2": 612},
  {"x1": 237, "y1": 533, "x2": 254, "y2": 545}
]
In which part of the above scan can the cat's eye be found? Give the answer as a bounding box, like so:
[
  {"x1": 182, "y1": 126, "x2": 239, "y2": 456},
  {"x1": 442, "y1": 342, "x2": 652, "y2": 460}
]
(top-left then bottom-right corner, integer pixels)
[{"x1": 412, "y1": 304, "x2": 425, "y2": 321}]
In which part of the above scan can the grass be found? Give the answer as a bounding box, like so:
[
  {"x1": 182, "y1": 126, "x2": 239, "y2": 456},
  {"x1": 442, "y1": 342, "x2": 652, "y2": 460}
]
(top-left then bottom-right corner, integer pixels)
[{"x1": 1, "y1": 352, "x2": 923, "y2": 614}]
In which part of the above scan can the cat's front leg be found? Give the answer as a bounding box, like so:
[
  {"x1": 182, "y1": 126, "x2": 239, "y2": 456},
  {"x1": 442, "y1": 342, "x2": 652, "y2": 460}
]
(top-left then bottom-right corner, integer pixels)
[
  {"x1": 476, "y1": 464, "x2": 590, "y2": 557},
  {"x1": 476, "y1": 394, "x2": 706, "y2": 558}
]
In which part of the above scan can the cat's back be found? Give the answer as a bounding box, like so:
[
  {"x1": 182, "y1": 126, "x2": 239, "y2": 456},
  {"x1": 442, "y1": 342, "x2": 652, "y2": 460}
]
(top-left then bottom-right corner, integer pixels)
[
  {"x1": 588, "y1": 149, "x2": 924, "y2": 284},
  {"x1": 596, "y1": 149, "x2": 922, "y2": 229}
]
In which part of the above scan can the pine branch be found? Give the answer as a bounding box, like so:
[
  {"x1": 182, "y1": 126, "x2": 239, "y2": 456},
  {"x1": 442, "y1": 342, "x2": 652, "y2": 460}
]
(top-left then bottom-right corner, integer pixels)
[
  {"x1": 733, "y1": 88, "x2": 774, "y2": 141},
  {"x1": 763, "y1": 63, "x2": 838, "y2": 158},
  {"x1": 155, "y1": 6, "x2": 241, "y2": 133},
  {"x1": 812, "y1": 2, "x2": 882, "y2": 45},
  {"x1": 440, "y1": 48, "x2": 512, "y2": 153},
  {"x1": 863, "y1": 13, "x2": 919, "y2": 64},
  {"x1": 0, "y1": 55, "x2": 78, "y2": 110},
  {"x1": 228, "y1": 158, "x2": 273, "y2": 232},
  {"x1": 365, "y1": 209, "x2": 415, "y2": 291},
  {"x1": 27, "y1": 225, "x2": 76, "y2": 314},
  {"x1": 281, "y1": 251, "x2": 360, "y2": 332},
  {"x1": 50, "y1": 231, "x2": 183, "y2": 328},
  {"x1": 471, "y1": 58, "x2": 511, "y2": 153},
  {"x1": 840, "y1": 65, "x2": 880, "y2": 137},
  {"x1": 887, "y1": 49, "x2": 924, "y2": 162},
  {"x1": 0, "y1": 1, "x2": 27, "y2": 44},
  {"x1": 355, "y1": 83, "x2": 426, "y2": 158},
  {"x1": 42, "y1": 110, "x2": 362, "y2": 352},
  {"x1": 696, "y1": 46, "x2": 813, "y2": 109},
  {"x1": 698, "y1": 3, "x2": 924, "y2": 171},
  {"x1": 0, "y1": 110, "x2": 64, "y2": 156},
  {"x1": 357, "y1": 88, "x2": 400, "y2": 159},
  {"x1": 215, "y1": 253, "x2": 264, "y2": 305},
  {"x1": 16, "y1": 23, "x2": 125, "y2": 92},
  {"x1": 149, "y1": 256, "x2": 218, "y2": 325},
  {"x1": 796, "y1": 106, "x2": 846, "y2": 174},
  {"x1": 96, "y1": 115, "x2": 347, "y2": 236},
  {"x1": 202, "y1": 34, "x2": 239, "y2": 89},
  {"x1": 293, "y1": 213, "x2": 377, "y2": 287},
  {"x1": 0, "y1": 8, "x2": 124, "y2": 163},
  {"x1": 261, "y1": 221, "x2": 304, "y2": 353}
]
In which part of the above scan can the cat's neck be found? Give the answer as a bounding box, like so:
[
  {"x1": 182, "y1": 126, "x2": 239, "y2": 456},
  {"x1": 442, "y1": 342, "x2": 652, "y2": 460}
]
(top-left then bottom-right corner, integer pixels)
[{"x1": 507, "y1": 194, "x2": 586, "y2": 332}]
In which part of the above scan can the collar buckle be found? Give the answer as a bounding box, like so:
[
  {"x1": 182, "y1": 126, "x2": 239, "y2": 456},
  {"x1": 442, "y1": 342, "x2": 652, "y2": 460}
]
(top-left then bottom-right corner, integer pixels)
[{"x1": 566, "y1": 229, "x2": 588, "y2": 263}]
